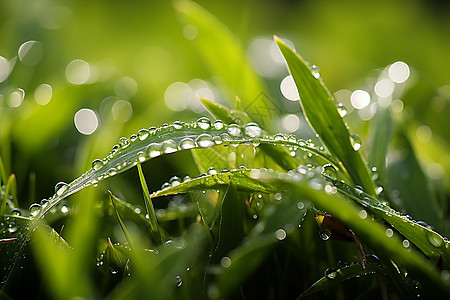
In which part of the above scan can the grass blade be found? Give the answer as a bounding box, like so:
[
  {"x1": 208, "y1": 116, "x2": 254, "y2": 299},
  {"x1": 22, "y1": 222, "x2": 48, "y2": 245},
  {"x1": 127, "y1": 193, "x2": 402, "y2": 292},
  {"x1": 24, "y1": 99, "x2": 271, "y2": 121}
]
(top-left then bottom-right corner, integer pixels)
[
  {"x1": 109, "y1": 191, "x2": 137, "y2": 250},
  {"x1": 275, "y1": 36, "x2": 375, "y2": 195}
]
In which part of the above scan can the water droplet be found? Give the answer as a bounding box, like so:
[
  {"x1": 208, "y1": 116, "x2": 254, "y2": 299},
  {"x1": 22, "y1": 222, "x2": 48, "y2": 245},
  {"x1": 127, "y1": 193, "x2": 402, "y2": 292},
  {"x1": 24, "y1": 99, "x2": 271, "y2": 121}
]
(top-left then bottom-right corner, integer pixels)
[
  {"x1": 172, "y1": 121, "x2": 184, "y2": 130},
  {"x1": 274, "y1": 133, "x2": 284, "y2": 142},
  {"x1": 220, "y1": 256, "x2": 232, "y2": 268},
  {"x1": 29, "y1": 203, "x2": 41, "y2": 217},
  {"x1": 137, "y1": 128, "x2": 149, "y2": 141},
  {"x1": 350, "y1": 133, "x2": 361, "y2": 151},
  {"x1": 227, "y1": 124, "x2": 241, "y2": 137},
  {"x1": 169, "y1": 176, "x2": 181, "y2": 187},
  {"x1": 196, "y1": 134, "x2": 215, "y2": 148},
  {"x1": 324, "y1": 268, "x2": 337, "y2": 279},
  {"x1": 197, "y1": 116, "x2": 211, "y2": 130},
  {"x1": 319, "y1": 228, "x2": 331, "y2": 241},
  {"x1": 427, "y1": 232, "x2": 443, "y2": 247},
  {"x1": 92, "y1": 159, "x2": 103, "y2": 171},
  {"x1": 207, "y1": 167, "x2": 217, "y2": 175},
  {"x1": 10, "y1": 208, "x2": 21, "y2": 216},
  {"x1": 297, "y1": 202, "x2": 305, "y2": 210},
  {"x1": 213, "y1": 120, "x2": 224, "y2": 130},
  {"x1": 359, "y1": 210, "x2": 367, "y2": 219},
  {"x1": 183, "y1": 175, "x2": 191, "y2": 182},
  {"x1": 275, "y1": 229, "x2": 287, "y2": 240},
  {"x1": 40, "y1": 199, "x2": 49, "y2": 208},
  {"x1": 274, "y1": 193, "x2": 282, "y2": 201},
  {"x1": 310, "y1": 64, "x2": 321, "y2": 79},
  {"x1": 179, "y1": 138, "x2": 196, "y2": 150},
  {"x1": 137, "y1": 151, "x2": 146, "y2": 163},
  {"x1": 119, "y1": 137, "x2": 130, "y2": 149},
  {"x1": 130, "y1": 134, "x2": 137, "y2": 142},
  {"x1": 386, "y1": 228, "x2": 394, "y2": 237},
  {"x1": 244, "y1": 122, "x2": 261, "y2": 138},
  {"x1": 322, "y1": 164, "x2": 337, "y2": 178},
  {"x1": 176, "y1": 275, "x2": 183, "y2": 287},
  {"x1": 147, "y1": 143, "x2": 161, "y2": 158},
  {"x1": 54, "y1": 182, "x2": 69, "y2": 196},
  {"x1": 336, "y1": 103, "x2": 347, "y2": 117},
  {"x1": 161, "y1": 140, "x2": 178, "y2": 154},
  {"x1": 222, "y1": 168, "x2": 230, "y2": 173},
  {"x1": 161, "y1": 182, "x2": 170, "y2": 190},
  {"x1": 402, "y1": 239, "x2": 410, "y2": 248},
  {"x1": 109, "y1": 263, "x2": 120, "y2": 275}
]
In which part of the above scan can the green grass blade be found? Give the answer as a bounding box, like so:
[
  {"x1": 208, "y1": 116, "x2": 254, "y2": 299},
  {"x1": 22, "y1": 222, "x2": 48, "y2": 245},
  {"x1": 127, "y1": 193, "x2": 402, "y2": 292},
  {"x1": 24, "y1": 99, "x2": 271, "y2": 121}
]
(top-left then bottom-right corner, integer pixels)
[
  {"x1": 109, "y1": 191, "x2": 137, "y2": 250},
  {"x1": 0, "y1": 174, "x2": 15, "y2": 215},
  {"x1": 275, "y1": 36, "x2": 375, "y2": 195},
  {"x1": 136, "y1": 163, "x2": 163, "y2": 247}
]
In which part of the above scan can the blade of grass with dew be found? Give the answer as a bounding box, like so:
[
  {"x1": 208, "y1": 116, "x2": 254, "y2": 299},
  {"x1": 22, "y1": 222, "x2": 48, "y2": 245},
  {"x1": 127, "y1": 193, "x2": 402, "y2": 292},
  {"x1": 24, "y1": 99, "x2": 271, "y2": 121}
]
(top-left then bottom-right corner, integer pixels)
[
  {"x1": 275, "y1": 37, "x2": 375, "y2": 195},
  {"x1": 174, "y1": 0, "x2": 280, "y2": 128},
  {"x1": 137, "y1": 163, "x2": 163, "y2": 247},
  {"x1": 327, "y1": 175, "x2": 450, "y2": 267},
  {"x1": 386, "y1": 132, "x2": 444, "y2": 233},
  {"x1": 256, "y1": 170, "x2": 450, "y2": 295},
  {"x1": 109, "y1": 191, "x2": 136, "y2": 250}
]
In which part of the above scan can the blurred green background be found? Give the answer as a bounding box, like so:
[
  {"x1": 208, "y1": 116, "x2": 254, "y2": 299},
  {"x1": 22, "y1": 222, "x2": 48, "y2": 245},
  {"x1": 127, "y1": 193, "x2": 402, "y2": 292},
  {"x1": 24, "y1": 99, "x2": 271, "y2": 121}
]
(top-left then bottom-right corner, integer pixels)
[{"x1": 0, "y1": 0, "x2": 449, "y2": 205}]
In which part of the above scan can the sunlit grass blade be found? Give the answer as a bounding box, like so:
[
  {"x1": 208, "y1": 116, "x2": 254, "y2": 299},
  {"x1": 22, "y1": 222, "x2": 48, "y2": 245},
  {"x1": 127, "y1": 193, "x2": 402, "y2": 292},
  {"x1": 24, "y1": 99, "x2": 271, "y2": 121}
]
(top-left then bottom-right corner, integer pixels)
[
  {"x1": 136, "y1": 163, "x2": 163, "y2": 247},
  {"x1": 109, "y1": 191, "x2": 136, "y2": 250},
  {"x1": 275, "y1": 36, "x2": 375, "y2": 195},
  {"x1": 0, "y1": 174, "x2": 15, "y2": 215},
  {"x1": 0, "y1": 155, "x2": 7, "y2": 187}
]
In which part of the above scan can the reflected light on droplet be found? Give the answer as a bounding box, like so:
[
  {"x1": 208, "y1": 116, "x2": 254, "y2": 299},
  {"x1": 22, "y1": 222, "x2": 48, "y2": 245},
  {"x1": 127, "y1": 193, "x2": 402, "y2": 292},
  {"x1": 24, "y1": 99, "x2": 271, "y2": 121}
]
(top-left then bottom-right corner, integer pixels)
[
  {"x1": 351, "y1": 90, "x2": 370, "y2": 109},
  {"x1": 275, "y1": 229, "x2": 287, "y2": 240},
  {"x1": 8, "y1": 89, "x2": 25, "y2": 108},
  {"x1": 183, "y1": 25, "x2": 198, "y2": 40},
  {"x1": 374, "y1": 79, "x2": 395, "y2": 97},
  {"x1": 386, "y1": 228, "x2": 394, "y2": 237},
  {"x1": 18, "y1": 41, "x2": 43, "y2": 66},
  {"x1": 280, "y1": 75, "x2": 300, "y2": 101},
  {"x1": 114, "y1": 76, "x2": 138, "y2": 99},
  {"x1": 0, "y1": 56, "x2": 11, "y2": 83},
  {"x1": 164, "y1": 82, "x2": 192, "y2": 111},
  {"x1": 66, "y1": 59, "x2": 91, "y2": 84},
  {"x1": 389, "y1": 61, "x2": 410, "y2": 83},
  {"x1": 111, "y1": 100, "x2": 133, "y2": 123},
  {"x1": 34, "y1": 84, "x2": 53, "y2": 105},
  {"x1": 416, "y1": 125, "x2": 432, "y2": 143},
  {"x1": 74, "y1": 108, "x2": 98, "y2": 135},
  {"x1": 282, "y1": 114, "x2": 300, "y2": 133}
]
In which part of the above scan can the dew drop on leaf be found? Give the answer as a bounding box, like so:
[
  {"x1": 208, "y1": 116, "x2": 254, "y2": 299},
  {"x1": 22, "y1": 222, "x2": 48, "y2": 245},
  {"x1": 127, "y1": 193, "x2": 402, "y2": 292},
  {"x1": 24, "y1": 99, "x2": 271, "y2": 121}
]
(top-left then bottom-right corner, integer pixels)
[
  {"x1": 91, "y1": 159, "x2": 103, "y2": 171},
  {"x1": 427, "y1": 232, "x2": 443, "y2": 248},
  {"x1": 54, "y1": 182, "x2": 69, "y2": 196},
  {"x1": 207, "y1": 167, "x2": 217, "y2": 175},
  {"x1": 118, "y1": 137, "x2": 130, "y2": 149},
  {"x1": 10, "y1": 208, "x2": 21, "y2": 216},
  {"x1": 137, "y1": 151, "x2": 146, "y2": 163},
  {"x1": 197, "y1": 116, "x2": 211, "y2": 130},
  {"x1": 319, "y1": 228, "x2": 331, "y2": 241},
  {"x1": 322, "y1": 164, "x2": 337, "y2": 178},
  {"x1": 147, "y1": 143, "x2": 161, "y2": 158},
  {"x1": 244, "y1": 122, "x2": 261, "y2": 138},
  {"x1": 172, "y1": 121, "x2": 184, "y2": 130},
  {"x1": 324, "y1": 268, "x2": 337, "y2": 279},
  {"x1": 350, "y1": 133, "x2": 362, "y2": 151},
  {"x1": 227, "y1": 124, "x2": 241, "y2": 137},
  {"x1": 29, "y1": 203, "x2": 41, "y2": 217},
  {"x1": 161, "y1": 140, "x2": 178, "y2": 154},
  {"x1": 336, "y1": 103, "x2": 347, "y2": 117},
  {"x1": 213, "y1": 120, "x2": 224, "y2": 130},
  {"x1": 179, "y1": 138, "x2": 196, "y2": 150},
  {"x1": 196, "y1": 134, "x2": 215, "y2": 148},
  {"x1": 137, "y1": 128, "x2": 149, "y2": 141}
]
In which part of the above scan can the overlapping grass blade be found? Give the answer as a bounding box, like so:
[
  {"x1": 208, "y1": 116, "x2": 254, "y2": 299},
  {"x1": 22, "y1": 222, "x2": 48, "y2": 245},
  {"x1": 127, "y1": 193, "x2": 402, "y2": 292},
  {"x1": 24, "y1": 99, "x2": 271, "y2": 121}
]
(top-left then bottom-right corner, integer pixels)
[{"x1": 275, "y1": 37, "x2": 375, "y2": 195}]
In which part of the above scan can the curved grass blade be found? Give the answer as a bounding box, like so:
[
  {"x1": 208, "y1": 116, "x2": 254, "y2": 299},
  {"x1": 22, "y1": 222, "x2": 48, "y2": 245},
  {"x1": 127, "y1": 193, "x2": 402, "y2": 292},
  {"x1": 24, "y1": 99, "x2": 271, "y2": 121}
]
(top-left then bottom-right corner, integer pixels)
[
  {"x1": 328, "y1": 176, "x2": 450, "y2": 267},
  {"x1": 254, "y1": 169, "x2": 450, "y2": 295},
  {"x1": 275, "y1": 36, "x2": 375, "y2": 195},
  {"x1": 109, "y1": 191, "x2": 136, "y2": 250}
]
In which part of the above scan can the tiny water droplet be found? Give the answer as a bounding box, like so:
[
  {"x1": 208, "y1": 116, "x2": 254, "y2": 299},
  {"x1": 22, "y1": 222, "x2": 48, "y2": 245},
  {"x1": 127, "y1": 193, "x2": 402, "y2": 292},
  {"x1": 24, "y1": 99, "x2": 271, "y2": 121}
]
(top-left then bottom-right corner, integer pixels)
[
  {"x1": 197, "y1": 116, "x2": 211, "y2": 130},
  {"x1": 322, "y1": 164, "x2": 337, "y2": 178},
  {"x1": 297, "y1": 202, "x2": 305, "y2": 210},
  {"x1": 54, "y1": 182, "x2": 69, "y2": 196},
  {"x1": 130, "y1": 134, "x2": 137, "y2": 142},
  {"x1": 119, "y1": 137, "x2": 130, "y2": 149},
  {"x1": 137, "y1": 151, "x2": 146, "y2": 163},
  {"x1": 324, "y1": 268, "x2": 337, "y2": 279},
  {"x1": 137, "y1": 128, "x2": 149, "y2": 140},
  {"x1": 319, "y1": 228, "x2": 331, "y2": 241},
  {"x1": 172, "y1": 121, "x2": 184, "y2": 130},
  {"x1": 179, "y1": 138, "x2": 196, "y2": 150},
  {"x1": 183, "y1": 175, "x2": 191, "y2": 182},
  {"x1": 161, "y1": 140, "x2": 178, "y2": 154},
  {"x1": 29, "y1": 203, "x2": 41, "y2": 217},
  {"x1": 222, "y1": 168, "x2": 230, "y2": 173},
  {"x1": 350, "y1": 133, "x2": 362, "y2": 151},
  {"x1": 207, "y1": 167, "x2": 217, "y2": 175},
  {"x1": 274, "y1": 193, "x2": 282, "y2": 201},
  {"x1": 169, "y1": 176, "x2": 181, "y2": 187},
  {"x1": 196, "y1": 134, "x2": 215, "y2": 148},
  {"x1": 244, "y1": 122, "x2": 261, "y2": 138},
  {"x1": 214, "y1": 120, "x2": 224, "y2": 130},
  {"x1": 336, "y1": 103, "x2": 347, "y2": 117},
  {"x1": 227, "y1": 124, "x2": 241, "y2": 137},
  {"x1": 176, "y1": 275, "x2": 183, "y2": 287},
  {"x1": 91, "y1": 159, "x2": 103, "y2": 171},
  {"x1": 147, "y1": 143, "x2": 161, "y2": 158}
]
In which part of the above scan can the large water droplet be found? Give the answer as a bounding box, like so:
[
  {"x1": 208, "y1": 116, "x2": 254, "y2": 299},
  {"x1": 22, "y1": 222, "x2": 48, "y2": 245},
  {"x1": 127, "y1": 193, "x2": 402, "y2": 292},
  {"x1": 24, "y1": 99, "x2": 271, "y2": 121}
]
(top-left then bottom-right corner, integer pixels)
[
  {"x1": 137, "y1": 128, "x2": 149, "y2": 141},
  {"x1": 214, "y1": 120, "x2": 224, "y2": 130},
  {"x1": 147, "y1": 143, "x2": 161, "y2": 158},
  {"x1": 119, "y1": 137, "x2": 130, "y2": 149},
  {"x1": 227, "y1": 124, "x2": 241, "y2": 137},
  {"x1": 10, "y1": 208, "x2": 21, "y2": 216},
  {"x1": 350, "y1": 133, "x2": 362, "y2": 151},
  {"x1": 196, "y1": 134, "x2": 215, "y2": 148},
  {"x1": 427, "y1": 232, "x2": 443, "y2": 248},
  {"x1": 197, "y1": 117, "x2": 211, "y2": 130},
  {"x1": 179, "y1": 138, "x2": 196, "y2": 150},
  {"x1": 29, "y1": 203, "x2": 41, "y2": 217},
  {"x1": 322, "y1": 164, "x2": 337, "y2": 178},
  {"x1": 137, "y1": 151, "x2": 146, "y2": 163},
  {"x1": 319, "y1": 228, "x2": 331, "y2": 241},
  {"x1": 92, "y1": 159, "x2": 103, "y2": 171},
  {"x1": 169, "y1": 176, "x2": 182, "y2": 187},
  {"x1": 55, "y1": 182, "x2": 69, "y2": 196},
  {"x1": 161, "y1": 140, "x2": 178, "y2": 154},
  {"x1": 172, "y1": 121, "x2": 184, "y2": 130},
  {"x1": 207, "y1": 167, "x2": 217, "y2": 175},
  {"x1": 244, "y1": 122, "x2": 262, "y2": 138}
]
